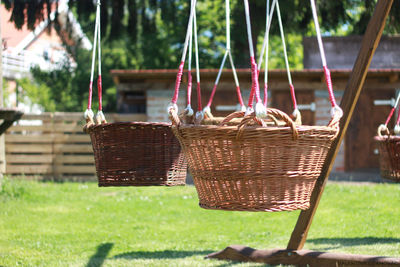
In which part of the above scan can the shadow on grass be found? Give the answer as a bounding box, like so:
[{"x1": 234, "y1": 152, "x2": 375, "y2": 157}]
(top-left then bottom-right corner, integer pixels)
[
  {"x1": 113, "y1": 250, "x2": 214, "y2": 260},
  {"x1": 308, "y1": 237, "x2": 400, "y2": 250},
  {"x1": 86, "y1": 242, "x2": 114, "y2": 267}
]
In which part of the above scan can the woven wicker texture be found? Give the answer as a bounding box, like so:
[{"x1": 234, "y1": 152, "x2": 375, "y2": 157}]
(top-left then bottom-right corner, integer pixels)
[
  {"x1": 375, "y1": 136, "x2": 400, "y2": 182},
  {"x1": 171, "y1": 108, "x2": 339, "y2": 212},
  {"x1": 89, "y1": 122, "x2": 187, "y2": 186}
]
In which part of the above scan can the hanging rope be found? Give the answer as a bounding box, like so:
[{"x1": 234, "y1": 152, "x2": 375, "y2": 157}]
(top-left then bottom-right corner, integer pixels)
[
  {"x1": 84, "y1": 0, "x2": 100, "y2": 127},
  {"x1": 310, "y1": 0, "x2": 342, "y2": 120},
  {"x1": 203, "y1": 0, "x2": 245, "y2": 118},
  {"x1": 276, "y1": 1, "x2": 300, "y2": 120},
  {"x1": 169, "y1": 0, "x2": 197, "y2": 114},
  {"x1": 95, "y1": 2, "x2": 105, "y2": 125},
  {"x1": 184, "y1": 12, "x2": 194, "y2": 117},
  {"x1": 85, "y1": 0, "x2": 106, "y2": 129},
  {"x1": 193, "y1": 7, "x2": 204, "y2": 123},
  {"x1": 243, "y1": 0, "x2": 266, "y2": 118},
  {"x1": 378, "y1": 92, "x2": 400, "y2": 136},
  {"x1": 257, "y1": 0, "x2": 277, "y2": 107}
]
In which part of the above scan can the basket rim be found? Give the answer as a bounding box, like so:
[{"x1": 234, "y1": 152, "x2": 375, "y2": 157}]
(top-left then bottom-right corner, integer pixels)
[
  {"x1": 175, "y1": 123, "x2": 338, "y2": 133},
  {"x1": 374, "y1": 135, "x2": 400, "y2": 142},
  {"x1": 88, "y1": 121, "x2": 172, "y2": 130}
]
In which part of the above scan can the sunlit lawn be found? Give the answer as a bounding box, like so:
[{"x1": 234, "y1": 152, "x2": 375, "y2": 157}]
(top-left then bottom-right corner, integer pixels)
[{"x1": 1, "y1": 178, "x2": 399, "y2": 266}]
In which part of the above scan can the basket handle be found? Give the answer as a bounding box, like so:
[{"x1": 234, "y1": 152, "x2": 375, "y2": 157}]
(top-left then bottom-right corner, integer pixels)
[
  {"x1": 377, "y1": 124, "x2": 390, "y2": 137},
  {"x1": 220, "y1": 108, "x2": 299, "y2": 140},
  {"x1": 169, "y1": 107, "x2": 181, "y2": 127},
  {"x1": 327, "y1": 105, "x2": 342, "y2": 129}
]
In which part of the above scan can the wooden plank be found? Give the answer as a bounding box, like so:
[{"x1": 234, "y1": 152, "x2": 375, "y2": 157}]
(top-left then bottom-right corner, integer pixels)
[
  {"x1": 20, "y1": 113, "x2": 53, "y2": 120},
  {"x1": 108, "y1": 113, "x2": 147, "y2": 122},
  {"x1": 6, "y1": 165, "x2": 53, "y2": 174},
  {"x1": 53, "y1": 134, "x2": 91, "y2": 143},
  {"x1": 207, "y1": 246, "x2": 400, "y2": 266},
  {"x1": 55, "y1": 165, "x2": 95, "y2": 174},
  {"x1": 5, "y1": 134, "x2": 90, "y2": 143},
  {"x1": 53, "y1": 144, "x2": 93, "y2": 153},
  {"x1": 6, "y1": 164, "x2": 95, "y2": 174},
  {"x1": 19, "y1": 112, "x2": 146, "y2": 123},
  {"x1": 7, "y1": 155, "x2": 53, "y2": 164},
  {"x1": 287, "y1": 0, "x2": 394, "y2": 251},
  {"x1": 7, "y1": 124, "x2": 82, "y2": 133},
  {"x1": 6, "y1": 144, "x2": 53, "y2": 153},
  {"x1": 6, "y1": 134, "x2": 54, "y2": 143},
  {"x1": 55, "y1": 155, "x2": 94, "y2": 164}
]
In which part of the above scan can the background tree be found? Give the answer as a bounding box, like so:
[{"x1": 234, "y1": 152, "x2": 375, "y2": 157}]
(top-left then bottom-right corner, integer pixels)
[{"x1": 2, "y1": 0, "x2": 400, "y2": 112}]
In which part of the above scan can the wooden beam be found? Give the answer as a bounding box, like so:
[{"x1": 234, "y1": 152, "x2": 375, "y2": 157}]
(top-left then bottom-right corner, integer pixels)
[
  {"x1": 287, "y1": 0, "x2": 394, "y2": 250},
  {"x1": 207, "y1": 246, "x2": 400, "y2": 267}
]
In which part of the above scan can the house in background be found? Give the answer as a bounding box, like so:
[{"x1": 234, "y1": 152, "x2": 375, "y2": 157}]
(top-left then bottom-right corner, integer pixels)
[
  {"x1": 111, "y1": 36, "x2": 400, "y2": 181},
  {"x1": 1, "y1": 0, "x2": 91, "y2": 112}
]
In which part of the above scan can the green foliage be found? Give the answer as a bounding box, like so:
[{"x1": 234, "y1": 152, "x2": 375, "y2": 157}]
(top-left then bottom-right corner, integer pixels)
[
  {"x1": 3, "y1": 0, "x2": 400, "y2": 111},
  {"x1": 17, "y1": 77, "x2": 57, "y2": 112},
  {"x1": 0, "y1": 177, "x2": 29, "y2": 201}
]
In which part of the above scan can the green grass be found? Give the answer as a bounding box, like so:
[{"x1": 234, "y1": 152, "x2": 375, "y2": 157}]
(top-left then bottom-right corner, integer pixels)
[{"x1": 0, "y1": 178, "x2": 399, "y2": 266}]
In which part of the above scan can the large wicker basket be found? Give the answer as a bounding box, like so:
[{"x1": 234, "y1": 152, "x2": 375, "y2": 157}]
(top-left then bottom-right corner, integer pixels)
[
  {"x1": 375, "y1": 135, "x2": 400, "y2": 182},
  {"x1": 171, "y1": 108, "x2": 339, "y2": 212},
  {"x1": 88, "y1": 122, "x2": 187, "y2": 186}
]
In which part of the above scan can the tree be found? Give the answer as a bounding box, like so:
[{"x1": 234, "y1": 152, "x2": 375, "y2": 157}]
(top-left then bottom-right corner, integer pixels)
[{"x1": 2, "y1": 0, "x2": 400, "y2": 112}]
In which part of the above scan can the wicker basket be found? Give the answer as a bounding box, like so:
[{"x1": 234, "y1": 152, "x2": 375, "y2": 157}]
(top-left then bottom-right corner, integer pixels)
[
  {"x1": 170, "y1": 108, "x2": 339, "y2": 212},
  {"x1": 88, "y1": 122, "x2": 187, "y2": 186},
  {"x1": 375, "y1": 135, "x2": 400, "y2": 182}
]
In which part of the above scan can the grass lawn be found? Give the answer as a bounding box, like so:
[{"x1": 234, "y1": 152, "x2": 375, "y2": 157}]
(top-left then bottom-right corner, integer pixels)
[{"x1": 0, "y1": 177, "x2": 399, "y2": 266}]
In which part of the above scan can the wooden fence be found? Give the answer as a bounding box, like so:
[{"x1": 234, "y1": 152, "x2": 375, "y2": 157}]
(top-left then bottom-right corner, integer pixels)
[{"x1": 4, "y1": 112, "x2": 147, "y2": 179}]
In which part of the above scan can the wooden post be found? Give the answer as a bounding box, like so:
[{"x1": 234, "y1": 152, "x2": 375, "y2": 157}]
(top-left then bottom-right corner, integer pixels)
[
  {"x1": 0, "y1": 2, "x2": 5, "y2": 174},
  {"x1": 207, "y1": 1, "x2": 399, "y2": 265},
  {"x1": 287, "y1": 0, "x2": 394, "y2": 250}
]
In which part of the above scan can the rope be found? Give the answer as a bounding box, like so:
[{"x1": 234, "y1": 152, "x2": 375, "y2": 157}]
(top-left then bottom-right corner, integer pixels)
[
  {"x1": 244, "y1": 0, "x2": 264, "y2": 115},
  {"x1": 192, "y1": 5, "x2": 203, "y2": 123},
  {"x1": 379, "y1": 91, "x2": 400, "y2": 135},
  {"x1": 193, "y1": 8, "x2": 202, "y2": 112},
  {"x1": 206, "y1": 51, "x2": 228, "y2": 108},
  {"x1": 310, "y1": 0, "x2": 338, "y2": 110},
  {"x1": 87, "y1": 1, "x2": 100, "y2": 111},
  {"x1": 276, "y1": 1, "x2": 297, "y2": 112},
  {"x1": 249, "y1": 0, "x2": 275, "y2": 108},
  {"x1": 170, "y1": 0, "x2": 197, "y2": 107},
  {"x1": 185, "y1": 19, "x2": 194, "y2": 116},
  {"x1": 384, "y1": 92, "x2": 400, "y2": 126},
  {"x1": 97, "y1": 10, "x2": 102, "y2": 111},
  {"x1": 204, "y1": 0, "x2": 245, "y2": 112},
  {"x1": 263, "y1": 0, "x2": 270, "y2": 107}
]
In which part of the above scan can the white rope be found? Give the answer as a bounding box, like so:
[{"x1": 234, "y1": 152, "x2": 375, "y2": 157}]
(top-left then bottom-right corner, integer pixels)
[
  {"x1": 97, "y1": 1, "x2": 101, "y2": 76},
  {"x1": 212, "y1": 0, "x2": 240, "y2": 88},
  {"x1": 228, "y1": 51, "x2": 240, "y2": 87},
  {"x1": 226, "y1": 0, "x2": 231, "y2": 50},
  {"x1": 264, "y1": 0, "x2": 270, "y2": 85},
  {"x1": 180, "y1": 0, "x2": 197, "y2": 63},
  {"x1": 276, "y1": 0, "x2": 292, "y2": 85},
  {"x1": 193, "y1": 9, "x2": 200, "y2": 83},
  {"x1": 188, "y1": 18, "x2": 193, "y2": 73},
  {"x1": 243, "y1": 0, "x2": 254, "y2": 58},
  {"x1": 310, "y1": 0, "x2": 327, "y2": 67},
  {"x1": 215, "y1": 51, "x2": 229, "y2": 85},
  {"x1": 257, "y1": 0, "x2": 277, "y2": 70},
  {"x1": 89, "y1": 3, "x2": 100, "y2": 85}
]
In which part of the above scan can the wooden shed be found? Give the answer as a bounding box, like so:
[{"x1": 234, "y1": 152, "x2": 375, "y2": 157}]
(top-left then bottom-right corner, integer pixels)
[{"x1": 110, "y1": 36, "x2": 400, "y2": 177}]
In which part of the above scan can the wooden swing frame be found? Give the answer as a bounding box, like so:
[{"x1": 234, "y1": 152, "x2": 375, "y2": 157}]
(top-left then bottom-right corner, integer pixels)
[{"x1": 207, "y1": 0, "x2": 400, "y2": 266}]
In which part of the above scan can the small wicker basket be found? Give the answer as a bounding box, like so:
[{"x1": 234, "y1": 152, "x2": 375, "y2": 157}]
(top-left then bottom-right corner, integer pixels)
[
  {"x1": 375, "y1": 135, "x2": 400, "y2": 182},
  {"x1": 171, "y1": 108, "x2": 339, "y2": 212},
  {"x1": 88, "y1": 122, "x2": 187, "y2": 186}
]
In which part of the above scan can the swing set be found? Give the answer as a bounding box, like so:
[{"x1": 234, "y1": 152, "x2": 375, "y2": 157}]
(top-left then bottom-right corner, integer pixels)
[{"x1": 84, "y1": 0, "x2": 399, "y2": 265}]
